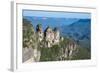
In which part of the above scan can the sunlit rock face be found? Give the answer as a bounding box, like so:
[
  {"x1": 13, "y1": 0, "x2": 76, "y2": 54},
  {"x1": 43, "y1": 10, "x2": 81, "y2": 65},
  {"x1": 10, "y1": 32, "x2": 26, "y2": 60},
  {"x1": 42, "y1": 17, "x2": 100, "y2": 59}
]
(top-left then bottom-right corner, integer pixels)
[
  {"x1": 45, "y1": 27, "x2": 53, "y2": 47},
  {"x1": 66, "y1": 40, "x2": 77, "y2": 59},
  {"x1": 37, "y1": 32, "x2": 43, "y2": 42},
  {"x1": 44, "y1": 27, "x2": 60, "y2": 48},
  {"x1": 50, "y1": 31, "x2": 55, "y2": 45},
  {"x1": 36, "y1": 24, "x2": 44, "y2": 42},
  {"x1": 60, "y1": 37, "x2": 64, "y2": 41},
  {"x1": 32, "y1": 48, "x2": 41, "y2": 62},
  {"x1": 53, "y1": 28, "x2": 60, "y2": 45},
  {"x1": 37, "y1": 29, "x2": 43, "y2": 42}
]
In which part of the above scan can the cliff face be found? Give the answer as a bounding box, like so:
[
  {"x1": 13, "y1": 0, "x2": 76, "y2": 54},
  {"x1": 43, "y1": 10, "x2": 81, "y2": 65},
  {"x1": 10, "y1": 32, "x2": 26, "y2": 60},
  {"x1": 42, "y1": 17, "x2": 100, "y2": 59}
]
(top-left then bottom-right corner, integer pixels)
[{"x1": 23, "y1": 18, "x2": 40, "y2": 62}]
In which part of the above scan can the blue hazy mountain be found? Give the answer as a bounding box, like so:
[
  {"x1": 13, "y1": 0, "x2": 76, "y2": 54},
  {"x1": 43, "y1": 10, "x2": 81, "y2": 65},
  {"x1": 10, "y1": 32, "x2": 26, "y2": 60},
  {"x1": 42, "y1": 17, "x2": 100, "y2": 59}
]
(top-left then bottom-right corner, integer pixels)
[
  {"x1": 23, "y1": 16, "x2": 79, "y2": 31},
  {"x1": 60, "y1": 19, "x2": 91, "y2": 38},
  {"x1": 59, "y1": 19, "x2": 91, "y2": 49},
  {"x1": 23, "y1": 16, "x2": 91, "y2": 49}
]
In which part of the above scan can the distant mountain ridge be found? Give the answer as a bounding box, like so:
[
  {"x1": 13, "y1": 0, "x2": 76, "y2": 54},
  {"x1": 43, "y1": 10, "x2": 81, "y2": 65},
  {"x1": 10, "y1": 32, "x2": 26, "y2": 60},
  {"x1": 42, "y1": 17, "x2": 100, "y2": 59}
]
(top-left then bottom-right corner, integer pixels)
[
  {"x1": 60, "y1": 19, "x2": 91, "y2": 37},
  {"x1": 60, "y1": 19, "x2": 91, "y2": 49},
  {"x1": 23, "y1": 16, "x2": 79, "y2": 31}
]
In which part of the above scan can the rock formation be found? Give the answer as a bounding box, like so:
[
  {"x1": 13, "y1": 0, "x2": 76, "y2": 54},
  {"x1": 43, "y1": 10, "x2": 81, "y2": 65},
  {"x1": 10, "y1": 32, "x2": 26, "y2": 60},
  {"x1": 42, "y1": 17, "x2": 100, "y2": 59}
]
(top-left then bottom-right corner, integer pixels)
[{"x1": 23, "y1": 18, "x2": 78, "y2": 62}]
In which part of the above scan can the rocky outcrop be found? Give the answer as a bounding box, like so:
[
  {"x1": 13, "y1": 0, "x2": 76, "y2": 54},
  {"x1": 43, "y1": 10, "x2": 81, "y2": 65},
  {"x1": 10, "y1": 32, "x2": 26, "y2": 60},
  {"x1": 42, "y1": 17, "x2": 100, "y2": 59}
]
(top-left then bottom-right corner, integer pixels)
[
  {"x1": 23, "y1": 18, "x2": 78, "y2": 62},
  {"x1": 23, "y1": 19, "x2": 40, "y2": 62},
  {"x1": 62, "y1": 39, "x2": 77, "y2": 59}
]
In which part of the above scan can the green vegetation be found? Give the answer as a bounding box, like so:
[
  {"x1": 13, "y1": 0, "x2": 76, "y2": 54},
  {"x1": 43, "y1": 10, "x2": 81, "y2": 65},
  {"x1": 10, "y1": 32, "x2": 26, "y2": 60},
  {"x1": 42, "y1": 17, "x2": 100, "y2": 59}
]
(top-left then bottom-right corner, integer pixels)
[
  {"x1": 40, "y1": 45, "x2": 63, "y2": 61},
  {"x1": 23, "y1": 18, "x2": 37, "y2": 49},
  {"x1": 40, "y1": 37, "x2": 91, "y2": 61},
  {"x1": 71, "y1": 47, "x2": 91, "y2": 60}
]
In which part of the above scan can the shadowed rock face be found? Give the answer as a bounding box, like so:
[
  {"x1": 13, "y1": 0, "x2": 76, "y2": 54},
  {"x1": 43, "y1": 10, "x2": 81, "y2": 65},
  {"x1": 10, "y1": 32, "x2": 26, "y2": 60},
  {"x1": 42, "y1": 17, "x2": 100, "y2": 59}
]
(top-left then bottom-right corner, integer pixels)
[{"x1": 36, "y1": 24, "x2": 44, "y2": 42}]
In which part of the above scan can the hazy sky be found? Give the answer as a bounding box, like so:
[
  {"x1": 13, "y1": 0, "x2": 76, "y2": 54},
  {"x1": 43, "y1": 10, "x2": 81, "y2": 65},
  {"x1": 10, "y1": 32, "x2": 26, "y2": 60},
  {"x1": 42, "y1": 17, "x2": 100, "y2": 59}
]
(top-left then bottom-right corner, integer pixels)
[{"x1": 23, "y1": 10, "x2": 91, "y2": 19}]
